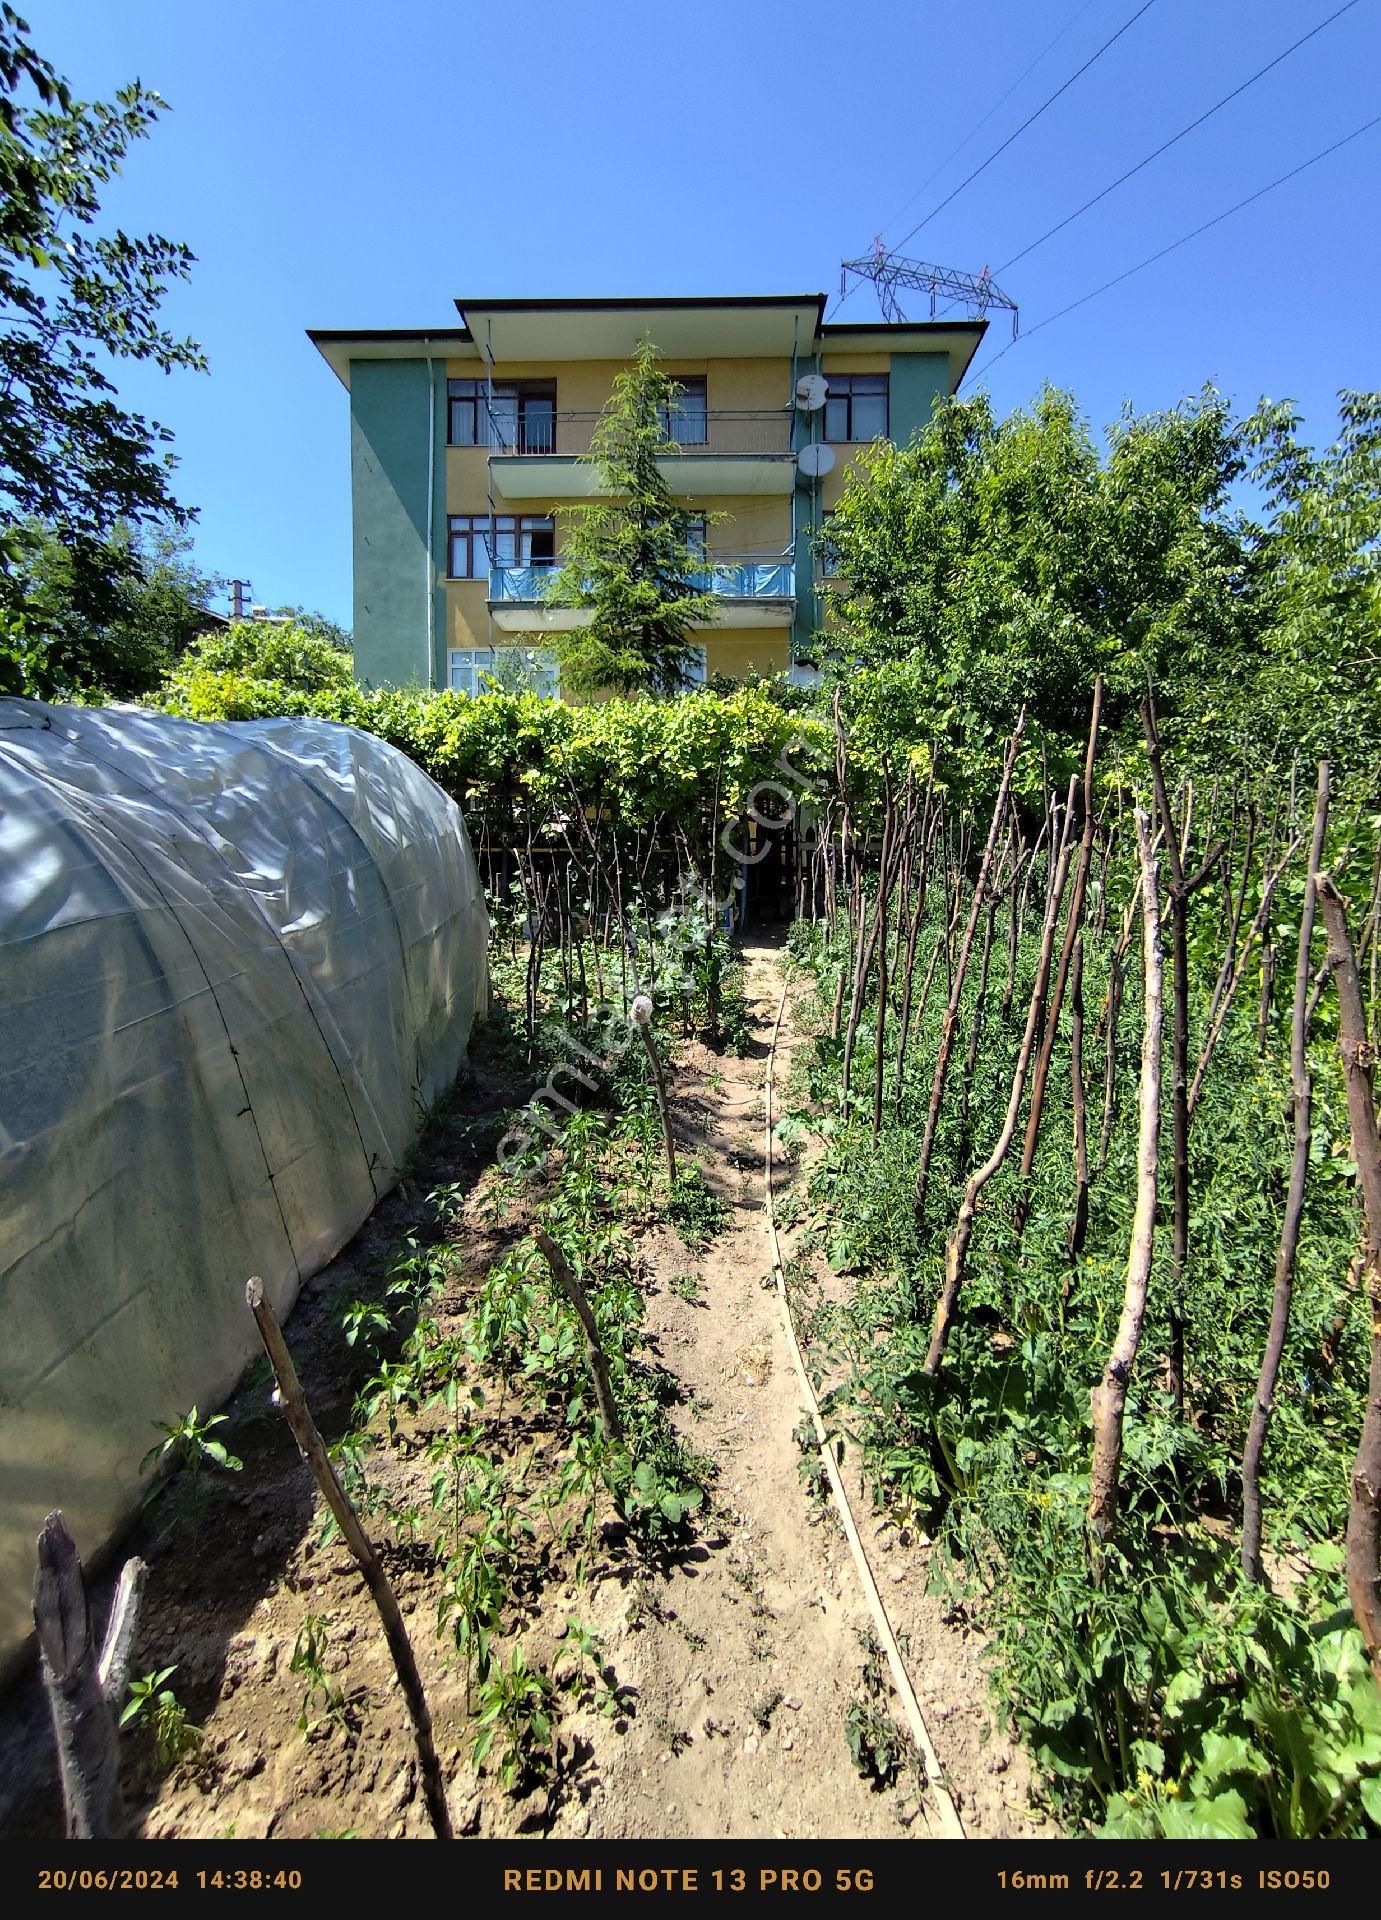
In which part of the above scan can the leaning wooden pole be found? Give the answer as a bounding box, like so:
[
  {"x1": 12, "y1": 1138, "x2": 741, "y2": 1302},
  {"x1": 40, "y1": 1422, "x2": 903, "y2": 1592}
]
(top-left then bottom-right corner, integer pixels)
[
  {"x1": 1140, "y1": 690, "x2": 1223, "y2": 1415},
  {"x1": 631, "y1": 994, "x2": 677, "y2": 1185},
  {"x1": 245, "y1": 1279, "x2": 453, "y2": 1838},
  {"x1": 1242, "y1": 763, "x2": 1329, "y2": 1585},
  {"x1": 1087, "y1": 808, "x2": 1164, "y2": 1566},
  {"x1": 534, "y1": 1227, "x2": 623, "y2": 1442},
  {"x1": 1314, "y1": 876, "x2": 1381, "y2": 1687},
  {"x1": 913, "y1": 712, "x2": 1025, "y2": 1222}
]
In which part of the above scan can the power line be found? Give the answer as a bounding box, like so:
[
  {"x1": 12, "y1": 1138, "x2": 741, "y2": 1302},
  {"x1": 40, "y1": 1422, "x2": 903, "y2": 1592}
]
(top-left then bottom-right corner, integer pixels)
[
  {"x1": 827, "y1": 0, "x2": 1147, "y2": 323},
  {"x1": 876, "y1": 0, "x2": 1103, "y2": 246},
  {"x1": 966, "y1": 113, "x2": 1381, "y2": 384},
  {"x1": 995, "y1": 0, "x2": 1363, "y2": 277},
  {"x1": 891, "y1": 0, "x2": 1159, "y2": 254}
]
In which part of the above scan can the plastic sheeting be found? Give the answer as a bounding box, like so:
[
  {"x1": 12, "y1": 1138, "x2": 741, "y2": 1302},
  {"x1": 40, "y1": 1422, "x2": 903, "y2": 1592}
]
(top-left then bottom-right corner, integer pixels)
[{"x1": 0, "y1": 699, "x2": 489, "y2": 1673}]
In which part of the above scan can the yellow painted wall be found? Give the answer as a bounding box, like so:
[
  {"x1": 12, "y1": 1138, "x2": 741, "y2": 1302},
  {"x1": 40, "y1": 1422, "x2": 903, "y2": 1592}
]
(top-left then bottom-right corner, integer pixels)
[
  {"x1": 444, "y1": 582, "x2": 490, "y2": 651},
  {"x1": 695, "y1": 497, "x2": 793, "y2": 553},
  {"x1": 704, "y1": 629, "x2": 790, "y2": 679}
]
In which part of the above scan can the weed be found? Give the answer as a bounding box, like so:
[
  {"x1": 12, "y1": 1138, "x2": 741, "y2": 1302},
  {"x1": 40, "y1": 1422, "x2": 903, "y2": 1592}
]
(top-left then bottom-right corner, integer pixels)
[
  {"x1": 668, "y1": 1271, "x2": 704, "y2": 1305},
  {"x1": 651, "y1": 1712, "x2": 692, "y2": 1755},
  {"x1": 668, "y1": 1165, "x2": 729, "y2": 1250},
  {"x1": 844, "y1": 1697, "x2": 909, "y2": 1790},
  {"x1": 750, "y1": 1686, "x2": 784, "y2": 1732}
]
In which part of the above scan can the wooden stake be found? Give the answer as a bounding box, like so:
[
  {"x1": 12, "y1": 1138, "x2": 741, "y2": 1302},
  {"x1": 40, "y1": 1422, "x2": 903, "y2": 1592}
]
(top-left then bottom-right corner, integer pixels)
[
  {"x1": 533, "y1": 1228, "x2": 623, "y2": 1442},
  {"x1": 33, "y1": 1513, "x2": 144, "y2": 1839},
  {"x1": 1014, "y1": 679, "x2": 1103, "y2": 1237},
  {"x1": 1314, "y1": 876, "x2": 1381, "y2": 1687},
  {"x1": 631, "y1": 996, "x2": 677, "y2": 1184},
  {"x1": 1242, "y1": 764, "x2": 1329, "y2": 1584},
  {"x1": 1187, "y1": 835, "x2": 1300, "y2": 1119},
  {"x1": 1140, "y1": 689, "x2": 1223, "y2": 1415},
  {"x1": 925, "y1": 800, "x2": 1077, "y2": 1374},
  {"x1": 1087, "y1": 808, "x2": 1164, "y2": 1563},
  {"x1": 913, "y1": 712, "x2": 1026, "y2": 1222},
  {"x1": 244, "y1": 1279, "x2": 453, "y2": 1839},
  {"x1": 1066, "y1": 931, "x2": 1090, "y2": 1263}
]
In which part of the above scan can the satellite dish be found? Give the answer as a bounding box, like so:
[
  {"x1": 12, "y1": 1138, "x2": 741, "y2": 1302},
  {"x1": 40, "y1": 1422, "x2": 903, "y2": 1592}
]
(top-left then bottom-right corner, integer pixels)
[
  {"x1": 796, "y1": 443, "x2": 836, "y2": 483},
  {"x1": 794, "y1": 373, "x2": 828, "y2": 412}
]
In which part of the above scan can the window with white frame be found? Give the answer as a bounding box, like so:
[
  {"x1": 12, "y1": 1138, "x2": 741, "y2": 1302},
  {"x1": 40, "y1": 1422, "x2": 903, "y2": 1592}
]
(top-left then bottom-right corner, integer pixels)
[
  {"x1": 683, "y1": 644, "x2": 708, "y2": 688},
  {"x1": 448, "y1": 646, "x2": 560, "y2": 699},
  {"x1": 483, "y1": 647, "x2": 561, "y2": 699},
  {"x1": 447, "y1": 647, "x2": 488, "y2": 694}
]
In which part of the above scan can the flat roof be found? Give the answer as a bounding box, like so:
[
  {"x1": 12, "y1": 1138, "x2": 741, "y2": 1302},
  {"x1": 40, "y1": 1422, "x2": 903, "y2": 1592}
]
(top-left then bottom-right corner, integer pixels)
[
  {"x1": 307, "y1": 300, "x2": 987, "y2": 389},
  {"x1": 451, "y1": 296, "x2": 826, "y2": 363}
]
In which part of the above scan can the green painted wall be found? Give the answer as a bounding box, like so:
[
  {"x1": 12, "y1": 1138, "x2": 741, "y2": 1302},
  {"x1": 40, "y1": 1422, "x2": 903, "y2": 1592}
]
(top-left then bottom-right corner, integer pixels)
[
  {"x1": 349, "y1": 359, "x2": 448, "y2": 689},
  {"x1": 791, "y1": 351, "x2": 822, "y2": 657},
  {"x1": 887, "y1": 351, "x2": 950, "y2": 448}
]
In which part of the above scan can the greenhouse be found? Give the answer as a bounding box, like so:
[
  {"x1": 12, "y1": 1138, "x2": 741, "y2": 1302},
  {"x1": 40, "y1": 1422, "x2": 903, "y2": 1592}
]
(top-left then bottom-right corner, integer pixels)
[{"x1": 0, "y1": 700, "x2": 488, "y2": 1672}]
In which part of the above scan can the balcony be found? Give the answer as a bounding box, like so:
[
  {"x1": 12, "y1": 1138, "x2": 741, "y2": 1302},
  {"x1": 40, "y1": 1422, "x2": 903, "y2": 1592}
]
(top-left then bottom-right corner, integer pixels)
[
  {"x1": 475, "y1": 407, "x2": 797, "y2": 500},
  {"x1": 487, "y1": 557, "x2": 796, "y2": 633}
]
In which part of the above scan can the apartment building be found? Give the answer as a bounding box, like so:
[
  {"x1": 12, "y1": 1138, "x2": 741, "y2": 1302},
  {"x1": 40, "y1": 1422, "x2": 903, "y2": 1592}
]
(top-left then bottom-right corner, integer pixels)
[{"x1": 308, "y1": 295, "x2": 984, "y2": 695}]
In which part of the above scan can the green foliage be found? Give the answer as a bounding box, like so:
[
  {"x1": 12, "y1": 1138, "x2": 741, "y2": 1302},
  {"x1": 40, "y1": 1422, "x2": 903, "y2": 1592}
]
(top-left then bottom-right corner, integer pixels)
[
  {"x1": 546, "y1": 337, "x2": 720, "y2": 696},
  {"x1": 159, "y1": 615, "x2": 353, "y2": 710},
  {"x1": 470, "y1": 1645, "x2": 554, "y2": 1794},
  {"x1": 1239, "y1": 391, "x2": 1381, "y2": 776},
  {"x1": 119, "y1": 1667, "x2": 200, "y2": 1769},
  {"x1": 288, "y1": 1614, "x2": 349, "y2": 1737},
  {"x1": 819, "y1": 385, "x2": 1381, "y2": 795},
  {"x1": 820, "y1": 387, "x2": 1253, "y2": 754},
  {"x1": 141, "y1": 1405, "x2": 243, "y2": 1481},
  {"x1": 4, "y1": 519, "x2": 220, "y2": 698},
  {"x1": 0, "y1": 7, "x2": 204, "y2": 693},
  {"x1": 148, "y1": 673, "x2": 826, "y2": 861}
]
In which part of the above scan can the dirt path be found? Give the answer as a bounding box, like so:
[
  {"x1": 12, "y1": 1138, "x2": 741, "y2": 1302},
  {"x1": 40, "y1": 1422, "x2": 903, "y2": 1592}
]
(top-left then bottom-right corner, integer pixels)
[{"x1": 559, "y1": 937, "x2": 1052, "y2": 1841}]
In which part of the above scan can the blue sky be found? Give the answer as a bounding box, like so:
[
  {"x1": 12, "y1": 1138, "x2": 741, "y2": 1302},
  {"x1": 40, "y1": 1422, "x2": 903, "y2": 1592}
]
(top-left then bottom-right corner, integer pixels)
[{"x1": 26, "y1": 0, "x2": 1381, "y2": 627}]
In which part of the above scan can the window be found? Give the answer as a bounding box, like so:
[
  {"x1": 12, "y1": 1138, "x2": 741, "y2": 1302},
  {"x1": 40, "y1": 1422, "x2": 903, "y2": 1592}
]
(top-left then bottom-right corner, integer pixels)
[
  {"x1": 447, "y1": 380, "x2": 486, "y2": 446},
  {"x1": 447, "y1": 379, "x2": 558, "y2": 451},
  {"x1": 447, "y1": 647, "x2": 559, "y2": 699},
  {"x1": 683, "y1": 644, "x2": 708, "y2": 687},
  {"x1": 447, "y1": 648, "x2": 487, "y2": 694},
  {"x1": 823, "y1": 373, "x2": 888, "y2": 443},
  {"x1": 447, "y1": 515, "x2": 555, "y2": 578},
  {"x1": 447, "y1": 515, "x2": 488, "y2": 579},
  {"x1": 685, "y1": 513, "x2": 707, "y2": 559},
  {"x1": 485, "y1": 647, "x2": 561, "y2": 699},
  {"x1": 818, "y1": 510, "x2": 840, "y2": 579},
  {"x1": 661, "y1": 375, "x2": 708, "y2": 446}
]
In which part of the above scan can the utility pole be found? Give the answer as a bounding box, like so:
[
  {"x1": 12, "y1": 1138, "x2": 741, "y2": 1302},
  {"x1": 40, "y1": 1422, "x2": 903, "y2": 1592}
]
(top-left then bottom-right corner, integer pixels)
[{"x1": 230, "y1": 579, "x2": 252, "y2": 620}]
